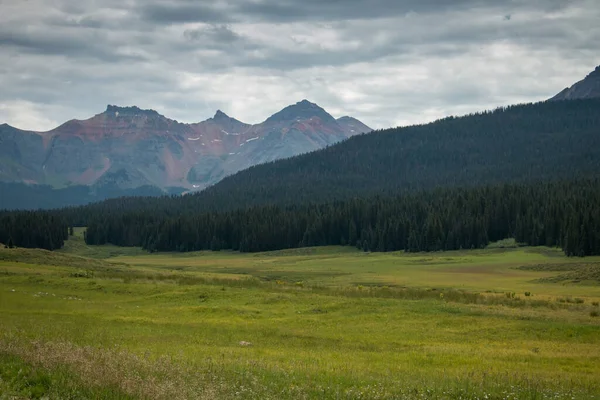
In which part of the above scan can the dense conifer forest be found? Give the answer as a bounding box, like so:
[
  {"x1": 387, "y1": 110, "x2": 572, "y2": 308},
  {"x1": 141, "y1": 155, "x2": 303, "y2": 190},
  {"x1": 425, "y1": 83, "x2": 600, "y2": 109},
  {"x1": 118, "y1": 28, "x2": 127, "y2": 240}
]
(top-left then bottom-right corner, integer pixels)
[
  {"x1": 80, "y1": 180, "x2": 600, "y2": 257},
  {"x1": 0, "y1": 211, "x2": 68, "y2": 250}
]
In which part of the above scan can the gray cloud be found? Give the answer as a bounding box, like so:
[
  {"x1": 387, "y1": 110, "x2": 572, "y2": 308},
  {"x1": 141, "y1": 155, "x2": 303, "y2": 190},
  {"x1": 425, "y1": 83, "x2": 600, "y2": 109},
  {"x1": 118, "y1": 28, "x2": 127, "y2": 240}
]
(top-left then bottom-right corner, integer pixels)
[
  {"x1": 0, "y1": 28, "x2": 146, "y2": 62},
  {"x1": 135, "y1": 0, "x2": 573, "y2": 24},
  {"x1": 0, "y1": 0, "x2": 598, "y2": 131},
  {"x1": 140, "y1": 2, "x2": 231, "y2": 24},
  {"x1": 184, "y1": 24, "x2": 241, "y2": 44}
]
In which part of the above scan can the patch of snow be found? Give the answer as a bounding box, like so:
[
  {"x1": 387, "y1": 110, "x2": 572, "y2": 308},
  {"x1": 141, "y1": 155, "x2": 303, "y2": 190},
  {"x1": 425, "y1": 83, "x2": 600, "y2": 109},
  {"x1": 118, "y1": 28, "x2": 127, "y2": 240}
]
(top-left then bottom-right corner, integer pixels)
[
  {"x1": 192, "y1": 184, "x2": 200, "y2": 188},
  {"x1": 187, "y1": 137, "x2": 201, "y2": 141},
  {"x1": 229, "y1": 152, "x2": 235, "y2": 155},
  {"x1": 212, "y1": 139, "x2": 222, "y2": 142},
  {"x1": 246, "y1": 137, "x2": 259, "y2": 143}
]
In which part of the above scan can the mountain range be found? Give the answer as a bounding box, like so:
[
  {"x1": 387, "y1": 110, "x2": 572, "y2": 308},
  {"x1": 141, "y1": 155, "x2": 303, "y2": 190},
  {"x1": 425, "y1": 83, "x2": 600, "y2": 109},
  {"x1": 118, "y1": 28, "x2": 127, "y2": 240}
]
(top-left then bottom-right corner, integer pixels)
[{"x1": 0, "y1": 100, "x2": 371, "y2": 194}]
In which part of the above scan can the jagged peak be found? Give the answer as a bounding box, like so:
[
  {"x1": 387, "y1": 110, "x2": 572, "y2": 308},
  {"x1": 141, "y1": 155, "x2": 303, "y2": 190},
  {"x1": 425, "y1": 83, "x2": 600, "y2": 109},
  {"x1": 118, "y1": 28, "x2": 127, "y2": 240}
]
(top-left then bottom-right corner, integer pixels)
[
  {"x1": 587, "y1": 65, "x2": 600, "y2": 78},
  {"x1": 293, "y1": 99, "x2": 322, "y2": 109},
  {"x1": 208, "y1": 109, "x2": 249, "y2": 128},
  {"x1": 265, "y1": 99, "x2": 335, "y2": 123},
  {"x1": 213, "y1": 109, "x2": 230, "y2": 120},
  {"x1": 105, "y1": 105, "x2": 162, "y2": 118}
]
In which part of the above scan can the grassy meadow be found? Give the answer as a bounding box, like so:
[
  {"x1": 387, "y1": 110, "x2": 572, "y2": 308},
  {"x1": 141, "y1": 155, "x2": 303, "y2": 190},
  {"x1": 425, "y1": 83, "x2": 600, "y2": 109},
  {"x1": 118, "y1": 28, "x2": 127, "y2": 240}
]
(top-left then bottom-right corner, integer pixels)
[{"x1": 1, "y1": 229, "x2": 600, "y2": 399}]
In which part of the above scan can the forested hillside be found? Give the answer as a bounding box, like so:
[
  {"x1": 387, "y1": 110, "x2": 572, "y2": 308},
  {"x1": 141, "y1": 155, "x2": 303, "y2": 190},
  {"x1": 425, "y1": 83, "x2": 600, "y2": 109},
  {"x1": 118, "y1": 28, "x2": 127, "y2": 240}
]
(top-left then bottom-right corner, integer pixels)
[
  {"x1": 81, "y1": 180, "x2": 600, "y2": 257},
  {"x1": 189, "y1": 99, "x2": 600, "y2": 209}
]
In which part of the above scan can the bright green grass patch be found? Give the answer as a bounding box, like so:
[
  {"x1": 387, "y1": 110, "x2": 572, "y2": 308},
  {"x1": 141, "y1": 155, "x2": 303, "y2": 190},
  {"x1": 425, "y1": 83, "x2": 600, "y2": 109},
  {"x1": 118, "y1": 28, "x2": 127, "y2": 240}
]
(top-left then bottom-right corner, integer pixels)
[{"x1": 2, "y1": 235, "x2": 600, "y2": 399}]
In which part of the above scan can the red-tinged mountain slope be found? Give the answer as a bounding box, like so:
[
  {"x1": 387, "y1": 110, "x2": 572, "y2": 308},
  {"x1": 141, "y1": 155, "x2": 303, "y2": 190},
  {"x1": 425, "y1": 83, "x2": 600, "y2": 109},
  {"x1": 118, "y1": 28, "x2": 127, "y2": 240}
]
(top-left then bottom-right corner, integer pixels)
[{"x1": 0, "y1": 101, "x2": 371, "y2": 192}]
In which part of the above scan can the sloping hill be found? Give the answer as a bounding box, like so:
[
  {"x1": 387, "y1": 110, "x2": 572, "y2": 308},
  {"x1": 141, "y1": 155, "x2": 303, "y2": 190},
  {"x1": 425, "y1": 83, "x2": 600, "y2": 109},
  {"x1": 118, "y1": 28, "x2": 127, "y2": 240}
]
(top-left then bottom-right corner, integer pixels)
[{"x1": 187, "y1": 99, "x2": 600, "y2": 210}]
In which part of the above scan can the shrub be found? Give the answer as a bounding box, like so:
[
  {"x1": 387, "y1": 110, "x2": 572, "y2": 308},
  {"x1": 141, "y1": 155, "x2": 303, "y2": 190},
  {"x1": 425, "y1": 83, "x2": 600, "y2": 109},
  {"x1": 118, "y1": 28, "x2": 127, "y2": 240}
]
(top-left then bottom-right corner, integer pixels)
[
  {"x1": 524, "y1": 292, "x2": 531, "y2": 297},
  {"x1": 69, "y1": 270, "x2": 94, "y2": 279},
  {"x1": 591, "y1": 310, "x2": 599, "y2": 317}
]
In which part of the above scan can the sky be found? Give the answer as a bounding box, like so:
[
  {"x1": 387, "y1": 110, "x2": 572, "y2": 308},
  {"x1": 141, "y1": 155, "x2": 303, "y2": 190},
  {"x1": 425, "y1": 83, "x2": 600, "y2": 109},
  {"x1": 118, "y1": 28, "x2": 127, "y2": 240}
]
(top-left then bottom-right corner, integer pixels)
[{"x1": 0, "y1": 0, "x2": 599, "y2": 131}]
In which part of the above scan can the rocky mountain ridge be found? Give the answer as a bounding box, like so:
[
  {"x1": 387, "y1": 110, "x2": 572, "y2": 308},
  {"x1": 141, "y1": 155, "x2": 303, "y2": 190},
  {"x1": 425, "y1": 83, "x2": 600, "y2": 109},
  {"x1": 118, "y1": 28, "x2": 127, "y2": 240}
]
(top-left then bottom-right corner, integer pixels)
[{"x1": 0, "y1": 100, "x2": 372, "y2": 192}]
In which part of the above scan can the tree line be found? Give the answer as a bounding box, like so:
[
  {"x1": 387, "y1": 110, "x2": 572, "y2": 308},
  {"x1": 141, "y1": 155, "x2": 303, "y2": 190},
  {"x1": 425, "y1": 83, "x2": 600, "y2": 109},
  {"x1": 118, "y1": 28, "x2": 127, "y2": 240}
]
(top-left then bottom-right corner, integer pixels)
[
  {"x1": 0, "y1": 211, "x2": 69, "y2": 251},
  {"x1": 82, "y1": 180, "x2": 600, "y2": 257}
]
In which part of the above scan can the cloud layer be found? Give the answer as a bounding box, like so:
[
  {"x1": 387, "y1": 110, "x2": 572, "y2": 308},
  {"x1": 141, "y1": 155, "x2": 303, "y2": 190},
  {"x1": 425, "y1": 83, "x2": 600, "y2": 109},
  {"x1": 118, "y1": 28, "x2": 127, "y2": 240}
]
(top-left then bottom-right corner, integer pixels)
[{"x1": 1, "y1": 0, "x2": 599, "y2": 130}]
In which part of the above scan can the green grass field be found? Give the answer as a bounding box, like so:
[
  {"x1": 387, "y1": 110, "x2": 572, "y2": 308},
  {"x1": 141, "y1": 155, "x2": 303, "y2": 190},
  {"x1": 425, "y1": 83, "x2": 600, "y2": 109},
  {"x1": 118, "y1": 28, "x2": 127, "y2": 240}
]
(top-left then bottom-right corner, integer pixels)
[{"x1": 1, "y1": 229, "x2": 600, "y2": 399}]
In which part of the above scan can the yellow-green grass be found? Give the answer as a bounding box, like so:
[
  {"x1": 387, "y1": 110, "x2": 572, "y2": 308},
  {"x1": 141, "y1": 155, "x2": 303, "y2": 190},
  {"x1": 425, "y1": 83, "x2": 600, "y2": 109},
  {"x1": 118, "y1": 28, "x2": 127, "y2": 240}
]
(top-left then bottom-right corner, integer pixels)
[{"x1": 1, "y1": 235, "x2": 600, "y2": 399}]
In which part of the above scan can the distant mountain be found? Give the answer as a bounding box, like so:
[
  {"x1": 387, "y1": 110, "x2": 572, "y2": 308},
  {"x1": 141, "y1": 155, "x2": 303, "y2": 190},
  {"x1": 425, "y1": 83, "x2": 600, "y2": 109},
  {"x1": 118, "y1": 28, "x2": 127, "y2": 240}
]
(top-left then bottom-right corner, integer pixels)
[
  {"x1": 0, "y1": 181, "x2": 167, "y2": 210},
  {"x1": 551, "y1": 66, "x2": 600, "y2": 101},
  {"x1": 0, "y1": 100, "x2": 372, "y2": 208}
]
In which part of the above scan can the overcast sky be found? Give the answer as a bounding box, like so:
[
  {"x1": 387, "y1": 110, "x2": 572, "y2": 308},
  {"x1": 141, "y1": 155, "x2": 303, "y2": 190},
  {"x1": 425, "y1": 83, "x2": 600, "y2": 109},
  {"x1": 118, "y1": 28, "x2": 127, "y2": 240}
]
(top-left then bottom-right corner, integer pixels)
[{"x1": 0, "y1": 0, "x2": 598, "y2": 131}]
